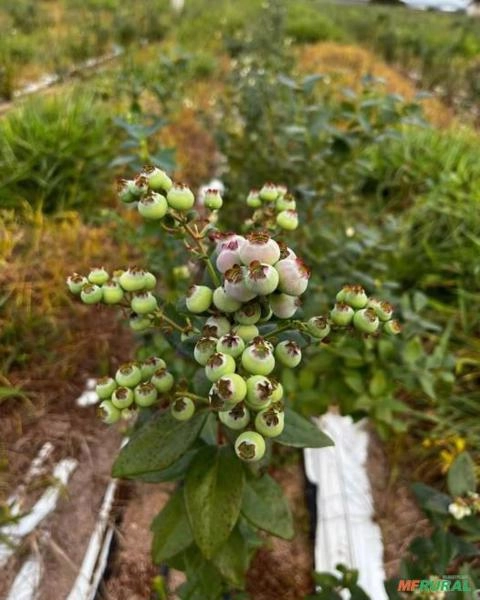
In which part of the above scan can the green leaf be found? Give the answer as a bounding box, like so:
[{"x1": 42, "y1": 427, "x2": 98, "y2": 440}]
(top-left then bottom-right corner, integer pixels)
[
  {"x1": 136, "y1": 447, "x2": 200, "y2": 483},
  {"x1": 151, "y1": 488, "x2": 193, "y2": 563},
  {"x1": 411, "y1": 482, "x2": 451, "y2": 514},
  {"x1": 184, "y1": 446, "x2": 245, "y2": 559},
  {"x1": 447, "y1": 452, "x2": 477, "y2": 497},
  {"x1": 241, "y1": 473, "x2": 294, "y2": 540},
  {"x1": 276, "y1": 408, "x2": 334, "y2": 448},
  {"x1": 369, "y1": 370, "x2": 387, "y2": 397},
  {"x1": 212, "y1": 528, "x2": 249, "y2": 588},
  {"x1": 179, "y1": 548, "x2": 223, "y2": 600},
  {"x1": 112, "y1": 410, "x2": 207, "y2": 478}
]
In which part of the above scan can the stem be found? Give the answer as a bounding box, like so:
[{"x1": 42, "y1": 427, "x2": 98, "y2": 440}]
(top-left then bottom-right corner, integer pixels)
[
  {"x1": 263, "y1": 322, "x2": 297, "y2": 339},
  {"x1": 183, "y1": 222, "x2": 221, "y2": 287},
  {"x1": 175, "y1": 391, "x2": 209, "y2": 405},
  {"x1": 154, "y1": 309, "x2": 187, "y2": 333}
]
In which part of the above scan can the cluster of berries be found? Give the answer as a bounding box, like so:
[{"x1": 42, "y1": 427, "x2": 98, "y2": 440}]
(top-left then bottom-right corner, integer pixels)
[
  {"x1": 67, "y1": 266, "x2": 160, "y2": 331},
  {"x1": 448, "y1": 491, "x2": 480, "y2": 520},
  {"x1": 95, "y1": 357, "x2": 174, "y2": 424},
  {"x1": 117, "y1": 166, "x2": 223, "y2": 217},
  {"x1": 246, "y1": 183, "x2": 298, "y2": 231}
]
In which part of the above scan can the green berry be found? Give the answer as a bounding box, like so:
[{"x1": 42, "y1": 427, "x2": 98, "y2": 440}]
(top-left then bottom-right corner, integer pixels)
[
  {"x1": 151, "y1": 368, "x2": 174, "y2": 393},
  {"x1": 66, "y1": 273, "x2": 88, "y2": 294},
  {"x1": 119, "y1": 267, "x2": 147, "y2": 292},
  {"x1": 186, "y1": 285, "x2": 213, "y2": 314},
  {"x1": 219, "y1": 403, "x2": 250, "y2": 430},
  {"x1": 80, "y1": 284, "x2": 103, "y2": 304},
  {"x1": 246, "y1": 375, "x2": 273, "y2": 410},
  {"x1": 259, "y1": 183, "x2": 278, "y2": 202},
  {"x1": 241, "y1": 339, "x2": 275, "y2": 376},
  {"x1": 330, "y1": 302, "x2": 355, "y2": 326},
  {"x1": 141, "y1": 356, "x2": 166, "y2": 380},
  {"x1": 204, "y1": 316, "x2": 231, "y2": 338},
  {"x1": 143, "y1": 166, "x2": 173, "y2": 191},
  {"x1": 98, "y1": 400, "x2": 121, "y2": 424},
  {"x1": 143, "y1": 272, "x2": 157, "y2": 291},
  {"x1": 234, "y1": 303, "x2": 261, "y2": 325},
  {"x1": 121, "y1": 407, "x2": 136, "y2": 421},
  {"x1": 115, "y1": 362, "x2": 142, "y2": 388},
  {"x1": 213, "y1": 287, "x2": 242, "y2": 313},
  {"x1": 343, "y1": 285, "x2": 369, "y2": 309},
  {"x1": 95, "y1": 376, "x2": 117, "y2": 400},
  {"x1": 232, "y1": 324, "x2": 259, "y2": 343},
  {"x1": 111, "y1": 386, "x2": 134, "y2": 409},
  {"x1": 270, "y1": 379, "x2": 284, "y2": 402},
  {"x1": 353, "y1": 308, "x2": 380, "y2": 334},
  {"x1": 167, "y1": 183, "x2": 195, "y2": 211},
  {"x1": 224, "y1": 265, "x2": 256, "y2": 303},
  {"x1": 368, "y1": 298, "x2": 394, "y2": 322},
  {"x1": 276, "y1": 194, "x2": 296, "y2": 212},
  {"x1": 246, "y1": 189, "x2": 262, "y2": 208},
  {"x1": 255, "y1": 407, "x2": 285, "y2": 438},
  {"x1": 129, "y1": 314, "x2": 152, "y2": 331},
  {"x1": 336, "y1": 286, "x2": 347, "y2": 303},
  {"x1": 131, "y1": 291, "x2": 158, "y2": 315},
  {"x1": 245, "y1": 261, "x2": 279, "y2": 296},
  {"x1": 204, "y1": 188, "x2": 223, "y2": 210},
  {"x1": 216, "y1": 333, "x2": 245, "y2": 358},
  {"x1": 307, "y1": 316, "x2": 331, "y2": 340},
  {"x1": 138, "y1": 193, "x2": 168, "y2": 220},
  {"x1": 383, "y1": 319, "x2": 402, "y2": 335},
  {"x1": 269, "y1": 293, "x2": 299, "y2": 319},
  {"x1": 117, "y1": 178, "x2": 139, "y2": 203},
  {"x1": 173, "y1": 265, "x2": 190, "y2": 280},
  {"x1": 205, "y1": 352, "x2": 236, "y2": 382},
  {"x1": 215, "y1": 373, "x2": 247, "y2": 404},
  {"x1": 102, "y1": 281, "x2": 124, "y2": 304},
  {"x1": 235, "y1": 431, "x2": 266, "y2": 462},
  {"x1": 275, "y1": 340, "x2": 302, "y2": 368},
  {"x1": 171, "y1": 397, "x2": 195, "y2": 421},
  {"x1": 134, "y1": 382, "x2": 158, "y2": 407},
  {"x1": 194, "y1": 337, "x2": 218, "y2": 366},
  {"x1": 276, "y1": 210, "x2": 298, "y2": 231}
]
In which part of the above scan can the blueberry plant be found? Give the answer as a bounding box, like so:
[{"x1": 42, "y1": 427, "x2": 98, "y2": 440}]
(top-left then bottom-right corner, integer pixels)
[{"x1": 67, "y1": 166, "x2": 401, "y2": 598}]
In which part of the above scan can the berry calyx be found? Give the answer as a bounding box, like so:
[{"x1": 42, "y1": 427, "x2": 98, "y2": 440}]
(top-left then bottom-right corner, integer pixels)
[
  {"x1": 166, "y1": 183, "x2": 195, "y2": 211},
  {"x1": 239, "y1": 232, "x2": 281, "y2": 266},
  {"x1": 245, "y1": 261, "x2": 279, "y2": 296},
  {"x1": 214, "y1": 373, "x2": 247, "y2": 404},
  {"x1": 255, "y1": 407, "x2": 285, "y2": 438},
  {"x1": 102, "y1": 281, "x2": 124, "y2": 304},
  {"x1": 171, "y1": 397, "x2": 195, "y2": 421},
  {"x1": 352, "y1": 308, "x2": 380, "y2": 334},
  {"x1": 98, "y1": 400, "x2": 121, "y2": 424},
  {"x1": 138, "y1": 193, "x2": 168, "y2": 220},
  {"x1": 216, "y1": 333, "x2": 245, "y2": 358},
  {"x1": 131, "y1": 291, "x2": 158, "y2": 315},
  {"x1": 111, "y1": 386, "x2": 134, "y2": 409},
  {"x1": 115, "y1": 362, "x2": 142, "y2": 388},
  {"x1": 330, "y1": 302, "x2": 355, "y2": 327},
  {"x1": 67, "y1": 273, "x2": 87, "y2": 294},
  {"x1": 186, "y1": 285, "x2": 213, "y2": 314},
  {"x1": 134, "y1": 382, "x2": 158, "y2": 407},
  {"x1": 80, "y1": 284, "x2": 103, "y2": 304},
  {"x1": 224, "y1": 265, "x2": 256, "y2": 302},
  {"x1": 205, "y1": 352, "x2": 236, "y2": 382},
  {"x1": 343, "y1": 285, "x2": 369, "y2": 309},
  {"x1": 275, "y1": 340, "x2": 302, "y2": 368},
  {"x1": 275, "y1": 258, "x2": 311, "y2": 296},
  {"x1": 194, "y1": 337, "x2": 218, "y2": 366},
  {"x1": 307, "y1": 316, "x2": 331, "y2": 340},
  {"x1": 119, "y1": 267, "x2": 147, "y2": 292},
  {"x1": 204, "y1": 316, "x2": 231, "y2": 338},
  {"x1": 241, "y1": 339, "x2": 275, "y2": 376},
  {"x1": 96, "y1": 376, "x2": 117, "y2": 400},
  {"x1": 219, "y1": 403, "x2": 250, "y2": 430},
  {"x1": 117, "y1": 178, "x2": 139, "y2": 203},
  {"x1": 151, "y1": 368, "x2": 175, "y2": 393},
  {"x1": 276, "y1": 194, "x2": 296, "y2": 212},
  {"x1": 368, "y1": 298, "x2": 394, "y2": 322},
  {"x1": 235, "y1": 431, "x2": 266, "y2": 462}
]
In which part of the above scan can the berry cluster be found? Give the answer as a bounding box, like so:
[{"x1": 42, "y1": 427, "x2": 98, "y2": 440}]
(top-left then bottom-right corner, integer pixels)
[
  {"x1": 246, "y1": 183, "x2": 298, "y2": 231},
  {"x1": 448, "y1": 491, "x2": 480, "y2": 520}
]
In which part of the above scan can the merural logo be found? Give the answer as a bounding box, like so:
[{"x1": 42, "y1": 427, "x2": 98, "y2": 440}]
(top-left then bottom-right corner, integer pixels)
[{"x1": 397, "y1": 579, "x2": 471, "y2": 593}]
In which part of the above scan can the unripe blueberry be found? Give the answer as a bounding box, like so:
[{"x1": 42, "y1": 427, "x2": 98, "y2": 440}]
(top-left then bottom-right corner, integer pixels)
[
  {"x1": 204, "y1": 188, "x2": 223, "y2": 210},
  {"x1": 224, "y1": 265, "x2": 256, "y2": 303},
  {"x1": 208, "y1": 386, "x2": 233, "y2": 412},
  {"x1": 368, "y1": 298, "x2": 394, "y2": 322},
  {"x1": 67, "y1": 273, "x2": 88, "y2": 294},
  {"x1": 131, "y1": 291, "x2": 158, "y2": 315},
  {"x1": 213, "y1": 287, "x2": 242, "y2": 313},
  {"x1": 134, "y1": 382, "x2": 158, "y2": 407},
  {"x1": 111, "y1": 386, "x2": 134, "y2": 409},
  {"x1": 275, "y1": 258, "x2": 311, "y2": 296},
  {"x1": 269, "y1": 379, "x2": 284, "y2": 402},
  {"x1": 239, "y1": 232, "x2": 281, "y2": 266},
  {"x1": 151, "y1": 368, "x2": 174, "y2": 393},
  {"x1": 215, "y1": 373, "x2": 247, "y2": 404},
  {"x1": 233, "y1": 324, "x2": 259, "y2": 343},
  {"x1": 216, "y1": 333, "x2": 245, "y2": 358},
  {"x1": 276, "y1": 210, "x2": 298, "y2": 231},
  {"x1": 336, "y1": 286, "x2": 347, "y2": 303},
  {"x1": 117, "y1": 178, "x2": 142, "y2": 203},
  {"x1": 383, "y1": 319, "x2": 402, "y2": 335},
  {"x1": 219, "y1": 403, "x2": 250, "y2": 430},
  {"x1": 173, "y1": 265, "x2": 190, "y2": 280},
  {"x1": 255, "y1": 407, "x2": 285, "y2": 438},
  {"x1": 102, "y1": 281, "x2": 124, "y2": 304},
  {"x1": 81, "y1": 284, "x2": 103, "y2": 304},
  {"x1": 143, "y1": 272, "x2": 157, "y2": 291},
  {"x1": 204, "y1": 316, "x2": 231, "y2": 338},
  {"x1": 95, "y1": 376, "x2": 117, "y2": 400},
  {"x1": 119, "y1": 267, "x2": 147, "y2": 292},
  {"x1": 259, "y1": 305, "x2": 274, "y2": 322},
  {"x1": 98, "y1": 400, "x2": 121, "y2": 424},
  {"x1": 115, "y1": 362, "x2": 142, "y2": 388},
  {"x1": 307, "y1": 316, "x2": 331, "y2": 340},
  {"x1": 186, "y1": 285, "x2": 213, "y2": 314},
  {"x1": 194, "y1": 337, "x2": 218, "y2": 366},
  {"x1": 242, "y1": 339, "x2": 275, "y2": 376},
  {"x1": 246, "y1": 375, "x2": 273, "y2": 410},
  {"x1": 142, "y1": 165, "x2": 173, "y2": 192},
  {"x1": 141, "y1": 356, "x2": 166, "y2": 380},
  {"x1": 275, "y1": 340, "x2": 302, "y2": 368},
  {"x1": 129, "y1": 314, "x2": 152, "y2": 331},
  {"x1": 343, "y1": 285, "x2": 369, "y2": 309},
  {"x1": 276, "y1": 194, "x2": 296, "y2": 212},
  {"x1": 216, "y1": 237, "x2": 245, "y2": 273},
  {"x1": 120, "y1": 408, "x2": 136, "y2": 421},
  {"x1": 246, "y1": 189, "x2": 262, "y2": 208},
  {"x1": 235, "y1": 431, "x2": 266, "y2": 462},
  {"x1": 166, "y1": 183, "x2": 195, "y2": 211},
  {"x1": 276, "y1": 184, "x2": 288, "y2": 197},
  {"x1": 353, "y1": 308, "x2": 380, "y2": 334},
  {"x1": 330, "y1": 302, "x2": 355, "y2": 326},
  {"x1": 133, "y1": 174, "x2": 149, "y2": 197},
  {"x1": 138, "y1": 192, "x2": 168, "y2": 220},
  {"x1": 245, "y1": 261, "x2": 279, "y2": 296},
  {"x1": 171, "y1": 397, "x2": 195, "y2": 421},
  {"x1": 234, "y1": 303, "x2": 261, "y2": 325},
  {"x1": 87, "y1": 267, "x2": 109, "y2": 286},
  {"x1": 205, "y1": 352, "x2": 236, "y2": 382},
  {"x1": 259, "y1": 183, "x2": 278, "y2": 202},
  {"x1": 269, "y1": 293, "x2": 299, "y2": 319}
]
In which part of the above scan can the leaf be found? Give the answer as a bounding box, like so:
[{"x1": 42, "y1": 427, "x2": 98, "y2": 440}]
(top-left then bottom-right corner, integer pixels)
[
  {"x1": 411, "y1": 482, "x2": 451, "y2": 514},
  {"x1": 276, "y1": 408, "x2": 334, "y2": 449},
  {"x1": 179, "y1": 548, "x2": 223, "y2": 600},
  {"x1": 369, "y1": 370, "x2": 387, "y2": 397},
  {"x1": 184, "y1": 446, "x2": 245, "y2": 559},
  {"x1": 241, "y1": 474, "x2": 294, "y2": 540},
  {"x1": 112, "y1": 410, "x2": 207, "y2": 478},
  {"x1": 151, "y1": 488, "x2": 194, "y2": 563},
  {"x1": 212, "y1": 528, "x2": 249, "y2": 588},
  {"x1": 136, "y1": 447, "x2": 200, "y2": 483},
  {"x1": 447, "y1": 452, "x2": 477, "y2": 497}
]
